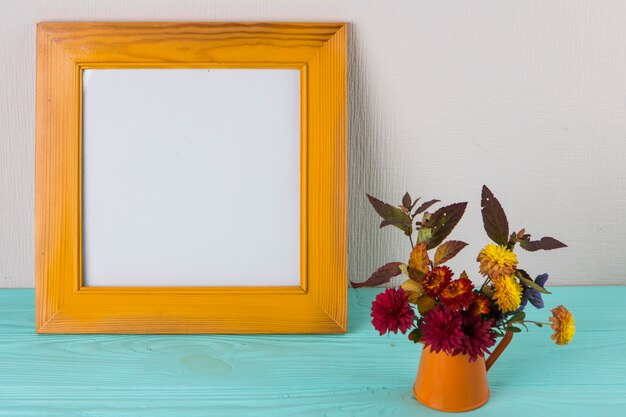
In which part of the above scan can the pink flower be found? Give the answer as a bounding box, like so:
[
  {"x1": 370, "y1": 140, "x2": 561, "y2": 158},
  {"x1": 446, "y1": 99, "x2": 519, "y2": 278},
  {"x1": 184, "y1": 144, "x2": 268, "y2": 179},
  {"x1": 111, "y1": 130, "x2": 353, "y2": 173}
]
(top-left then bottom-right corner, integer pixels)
[
  {"x1": 371, "y1": 288, "x2": 415, "y2": 335},
  {"x1": 456, "y1": 314, "x2": 496, "y2": 361},
  {"x1": 420, "y1": 305, "x2": 464, "y2": 355}
]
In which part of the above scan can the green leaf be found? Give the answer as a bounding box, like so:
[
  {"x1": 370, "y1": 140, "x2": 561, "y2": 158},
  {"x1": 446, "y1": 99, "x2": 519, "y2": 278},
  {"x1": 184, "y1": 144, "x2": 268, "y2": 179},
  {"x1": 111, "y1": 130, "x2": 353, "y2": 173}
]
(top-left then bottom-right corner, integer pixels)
[
  {"x1": 481, "y1": 185, "x2": 509, "y2": 246},
  {"x1": 520, "y1": 236, "x2": 568, "y2": 252},
  {"x1": 509, "y1": 311, "x2": 526, "y2": 322},
  {"x1": 493, "y1": 329, "x2": 505, "y2": 337},
  {"x1": 416, "y1": 228, "x2": 433, "y2": 244},
  {"x1": 351, "y1": 262, "x2": 403, "y2": 288},
  {"x1": 533, "y1": 322, "x2": 544, "y2": 327},
  {"x1": 433, "y1": 240, "x2": 468, "y2": 266},
  {"x1": 413, "y1": 199, "x2": 440, "y2": 216},
  {"x1": 506, "y1": 326, "x2": 522, "y2": 333},
  {"x1": 366, "y1": 194, "x2": 413, "y2": 235},
  {"x1": 515, "y1": 270, "x2": 551, "y2": 294},
  {"x1": 424, "y1": 202, "x2": 468, "y2": 250},
  {"x1": 408, "y1": 327, "x2": 423, "y2": 343}
]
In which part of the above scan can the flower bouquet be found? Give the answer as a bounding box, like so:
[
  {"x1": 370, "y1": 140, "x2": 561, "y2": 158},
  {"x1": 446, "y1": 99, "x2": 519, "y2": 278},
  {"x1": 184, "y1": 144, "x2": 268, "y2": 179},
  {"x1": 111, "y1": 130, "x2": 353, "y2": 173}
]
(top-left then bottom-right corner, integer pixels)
[{"x1": 353, "y1": 186, "x2": 574, "y2": 411}]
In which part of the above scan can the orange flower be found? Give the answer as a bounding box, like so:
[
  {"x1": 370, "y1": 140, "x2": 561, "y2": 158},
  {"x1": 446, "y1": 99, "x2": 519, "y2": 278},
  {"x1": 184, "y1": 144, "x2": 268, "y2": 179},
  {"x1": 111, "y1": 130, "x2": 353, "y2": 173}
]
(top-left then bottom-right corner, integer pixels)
[
  {"x1": 422, "y1": 266, "x2": 453, "y2": 298},
  {"x1": 469, "y1": 294, "x2": 491, "y2": 316},
  {"x1": 440, "y1": 277, "x2": 475, "y2": 311},
  {"x1": 549, "y1": 305, "x2": 575, "y2": 345}
]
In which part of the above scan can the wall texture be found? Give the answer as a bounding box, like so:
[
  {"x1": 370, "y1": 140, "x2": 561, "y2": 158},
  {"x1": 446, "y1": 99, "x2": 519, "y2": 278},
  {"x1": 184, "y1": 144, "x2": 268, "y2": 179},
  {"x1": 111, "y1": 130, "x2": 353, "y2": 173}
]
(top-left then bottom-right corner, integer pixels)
[{"x1": 2, "y1": 0, "x2": 626, "y2": 287}]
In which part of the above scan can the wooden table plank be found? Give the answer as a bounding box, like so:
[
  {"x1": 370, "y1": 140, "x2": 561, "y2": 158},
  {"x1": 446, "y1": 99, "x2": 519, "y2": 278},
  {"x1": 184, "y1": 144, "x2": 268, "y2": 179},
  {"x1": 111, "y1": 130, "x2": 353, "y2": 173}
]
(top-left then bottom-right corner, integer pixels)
[{"x1": 0, "y1": 288, "x2": 624, "y2": 416}]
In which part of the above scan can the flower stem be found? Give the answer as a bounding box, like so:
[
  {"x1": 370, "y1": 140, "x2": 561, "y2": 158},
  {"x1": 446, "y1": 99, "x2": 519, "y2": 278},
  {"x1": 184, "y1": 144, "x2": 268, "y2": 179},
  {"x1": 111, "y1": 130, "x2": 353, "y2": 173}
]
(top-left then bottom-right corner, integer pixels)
[
  {"x1": 521, "y1": 320, "x2": 551, "y2": 326},
  {"x1": 480, "y1": 277, "x2": 490, "y2": 290}
]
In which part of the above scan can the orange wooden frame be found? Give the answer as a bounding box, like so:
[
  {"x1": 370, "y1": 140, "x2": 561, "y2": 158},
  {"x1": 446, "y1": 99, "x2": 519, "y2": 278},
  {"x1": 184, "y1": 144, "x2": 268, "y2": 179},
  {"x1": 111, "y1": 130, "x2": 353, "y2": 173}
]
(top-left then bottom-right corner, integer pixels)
[{"x1": 35, "y1": 22, "x2": 347, "y2": 333}]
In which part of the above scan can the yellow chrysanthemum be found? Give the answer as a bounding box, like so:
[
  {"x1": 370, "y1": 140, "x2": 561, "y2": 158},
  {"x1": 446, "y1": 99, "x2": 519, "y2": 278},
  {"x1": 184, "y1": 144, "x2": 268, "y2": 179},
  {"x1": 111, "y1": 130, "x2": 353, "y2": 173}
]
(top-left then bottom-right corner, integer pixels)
[
  {"x1": 491, "y1": 275, "x2": 522, "y2": 313},
  {"x1": 477, "y1": 244, "x2": 518, "y2": 280},
  {"x1": 549, "y1": 305, "x2": 575, "y2": 345}
]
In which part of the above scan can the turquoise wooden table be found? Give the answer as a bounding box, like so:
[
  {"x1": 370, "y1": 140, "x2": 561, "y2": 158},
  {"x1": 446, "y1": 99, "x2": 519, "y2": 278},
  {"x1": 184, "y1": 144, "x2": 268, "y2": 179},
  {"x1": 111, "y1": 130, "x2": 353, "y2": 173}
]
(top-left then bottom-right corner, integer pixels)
[{"x1": 0, "y1": 288, "x2": 624, "y2": 416}]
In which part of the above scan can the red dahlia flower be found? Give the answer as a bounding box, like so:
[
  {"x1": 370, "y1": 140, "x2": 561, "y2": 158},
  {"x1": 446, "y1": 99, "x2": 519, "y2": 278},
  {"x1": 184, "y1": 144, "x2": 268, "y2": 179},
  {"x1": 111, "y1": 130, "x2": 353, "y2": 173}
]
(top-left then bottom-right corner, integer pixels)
[
  {"x1": 440, "y1": 277, "x2": 475, "y2": 310},
  {"x1": 420, "y1": 305, "x2": 464, "y2": 355},
  {"x1": 371, "y1": 288, "x2": 415, "y2": 335},
  {"x1": 455, "y1": 314, "x2": 496, "y2": 361},
  {"x1": 422, "y1": 266, "x2": 453, "y2": 298},
  {"x1": 469, "y1": 294, "x2": 491, "y2": 316}
]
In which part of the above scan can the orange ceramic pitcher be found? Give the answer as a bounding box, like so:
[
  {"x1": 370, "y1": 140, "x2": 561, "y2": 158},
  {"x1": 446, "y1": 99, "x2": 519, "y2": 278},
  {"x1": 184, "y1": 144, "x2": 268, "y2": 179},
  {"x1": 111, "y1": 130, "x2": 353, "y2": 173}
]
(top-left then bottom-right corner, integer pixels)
[{"x1": 413, "y1": 332, "x2": 513, "y2": 412}]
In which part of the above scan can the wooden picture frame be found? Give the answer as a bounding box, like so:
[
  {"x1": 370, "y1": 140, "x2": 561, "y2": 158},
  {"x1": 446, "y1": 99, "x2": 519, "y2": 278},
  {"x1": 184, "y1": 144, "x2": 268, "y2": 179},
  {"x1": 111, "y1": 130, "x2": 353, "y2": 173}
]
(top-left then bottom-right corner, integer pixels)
[{"x1": 35, "y1": 22, "x2": 348, "y2": 334}]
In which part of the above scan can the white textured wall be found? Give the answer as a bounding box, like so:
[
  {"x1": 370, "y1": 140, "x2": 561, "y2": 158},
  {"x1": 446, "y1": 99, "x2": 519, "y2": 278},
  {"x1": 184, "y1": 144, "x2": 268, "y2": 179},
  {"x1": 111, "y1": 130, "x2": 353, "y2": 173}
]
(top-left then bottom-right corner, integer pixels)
[{"x1": 2, "y1": 1, "x2": 626, "y2": 287}]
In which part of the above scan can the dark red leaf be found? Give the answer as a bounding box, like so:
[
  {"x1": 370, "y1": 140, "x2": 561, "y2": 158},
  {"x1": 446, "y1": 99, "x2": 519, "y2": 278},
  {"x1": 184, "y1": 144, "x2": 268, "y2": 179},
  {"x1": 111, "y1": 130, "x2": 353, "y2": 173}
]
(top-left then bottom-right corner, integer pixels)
[
  {"x1": 425, "y1": 202, "x2": 468, "y2": 250},
  {"x1": 402, "y1": 192, "x2": 412, "y2": 210},
  {"x1": 413, "y1": 199, "x2": 440, "y2": 216},
  {"x1": 434, "y1": 240, "x2": 469, "y2": 266},
  {"x1": 520, "y1": 236, "x2": 567, "y2": 252},
  {"x1": 481, "y1": 185, "x2": 509, "y2": 246},
  {"x1": 351, "y1": 262, "x2": 403, "y2": 288}
]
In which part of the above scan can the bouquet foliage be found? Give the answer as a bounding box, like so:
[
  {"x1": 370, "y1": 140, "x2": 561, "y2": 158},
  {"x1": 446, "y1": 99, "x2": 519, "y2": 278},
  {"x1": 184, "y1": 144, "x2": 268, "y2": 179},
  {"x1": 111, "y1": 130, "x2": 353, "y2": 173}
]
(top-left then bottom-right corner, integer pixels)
[{"x1": 354, "y1": 186, "x2": 575, "y2": 361}]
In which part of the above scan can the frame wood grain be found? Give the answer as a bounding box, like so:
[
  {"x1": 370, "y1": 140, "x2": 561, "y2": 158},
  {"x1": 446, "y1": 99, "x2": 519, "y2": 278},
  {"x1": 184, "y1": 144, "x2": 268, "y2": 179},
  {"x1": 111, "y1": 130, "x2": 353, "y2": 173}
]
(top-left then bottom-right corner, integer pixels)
[{"x1": 35, "y1": 22, "x2": 348, "y2": 333}]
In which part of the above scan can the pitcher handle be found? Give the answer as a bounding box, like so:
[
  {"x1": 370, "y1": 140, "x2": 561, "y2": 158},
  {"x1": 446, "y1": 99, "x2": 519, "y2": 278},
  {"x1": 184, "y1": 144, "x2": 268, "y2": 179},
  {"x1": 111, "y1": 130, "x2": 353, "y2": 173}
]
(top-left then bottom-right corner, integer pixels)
[{"x1": 485, "y1": 331, "x2": 513, "y2": 371}]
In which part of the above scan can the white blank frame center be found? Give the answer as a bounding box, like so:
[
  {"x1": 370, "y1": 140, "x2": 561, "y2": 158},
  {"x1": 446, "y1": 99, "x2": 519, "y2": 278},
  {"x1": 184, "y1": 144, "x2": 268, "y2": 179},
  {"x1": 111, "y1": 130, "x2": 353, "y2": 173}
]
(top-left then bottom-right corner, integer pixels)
[{"x1": 82, "y1": 69, "x2": 301, "y2": 287}]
